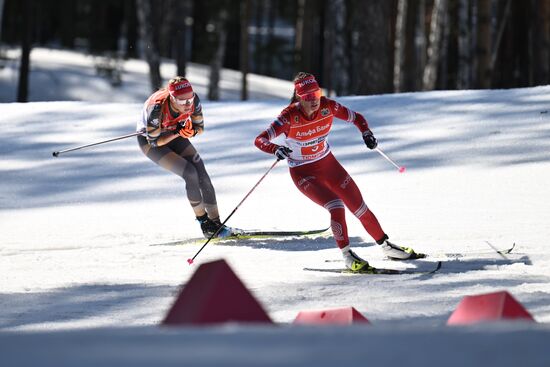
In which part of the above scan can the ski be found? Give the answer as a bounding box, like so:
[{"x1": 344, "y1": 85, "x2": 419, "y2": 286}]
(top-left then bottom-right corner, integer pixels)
[
  {"x1": 430, "y1": 243, "x2": 516, "y2": 258},
  {"x1": 491, "y1": 242, "x2": 515, "y2": 255},
  {"x1": 230, "y1": 227, "x2": 330, "y2": 237},
  {"x1": 304, "y1": 261, "x2": 442, "y2": 275},
  {"x1": 150, "y1": 227, "x2": 330, "y2": 246},
  {"x1": 324, "y1": 243, "x2": 516, "y2": 262}
]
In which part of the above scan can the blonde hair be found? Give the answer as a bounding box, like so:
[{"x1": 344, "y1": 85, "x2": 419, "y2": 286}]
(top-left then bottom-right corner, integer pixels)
[{"x1": 168, "y1": 76, "x2": 187, "y2": 86}]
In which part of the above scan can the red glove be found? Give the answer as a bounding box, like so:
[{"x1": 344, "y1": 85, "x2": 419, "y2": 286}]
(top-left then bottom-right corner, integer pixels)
[{"x1": 176, "y1": 121, "x2": 195, "y2": 138}]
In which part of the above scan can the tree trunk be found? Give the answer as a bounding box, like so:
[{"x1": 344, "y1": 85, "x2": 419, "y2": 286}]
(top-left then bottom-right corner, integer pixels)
[
  {"x1": 123, "y1": 0, "x2": 139, "y2": 59},
  {"x1": 352, "y1": 0, "x2": 392, "y2": 95},
  {"x1": 158, "y1": 1, "x2": 173, "y2": 57},
  {"x1": 295, "y1": 0, "x2": 318, "y2": 74},
  {"x1": 265, "y1": 0, "x2": 276, "y2": 76},
  {"x1": 136, "y1": 0, "x2": 162, "y2": 92},
  {"x1": 527, "y1": 0, "x2": 536, "y2": 86},
  {"x1": 393, "y1": 0, "x2": 408, "y2": 92},
  {"x1": 490, "y1": 0, "x2": 512, "y2": 72},
  {"x1": 457, "y1": 0, "x2": 471, "y2": 89},
  {"x1": 538, "y1": 0, "x2": 550, "y2": 84},
  {"x1": 438, "y1": 3, "x2": 450, "y2": 89},
  {"x1": 173, "y1": 0, "x2": 193, "y2": 76},
  {"x1": 258, "y1": 0, "x2": 272, "y2": 75},
  {"x1": 240, "y1": 0, "x2": 251, "y2": 100},
  {"x1": 402, "y1": 0, "x2": 418, "y2": 91},
  {"x1": 59, "y1": 0, "x2": 75, "y2": 48},
  {"x1": 0, "y1": 0, "x2": 5, "y2": 41},
  {"x1": 330, "y1": 0, "x2": 349, "y2": 96},
  {"x1": 17, "y1": 0, "x2": 32, "y2": 102},
  {"x1": 208, "y1": 4, "x2": 229, "y2": 101},
  {"x1": 422, "y1": 0, "x2": 447, "y2": 90},
  {"x1": 416, "y1": 0, "x2": 427, "y2": 90},
  {"x1": 294, "y1": 0, "x2": 305, "y2": 72},
  {"x1": 252, "y1": 0, "x2": 263, "y2": 74},
  {"x1": 89, "y1": 3, "x2": 119, "y2": 54},
  {"x1": 476, "y1": 0, "x2": 492, "y2": 88},
  {"x1": 322, "y1": 0, "x2": 333, "y2": 95}
]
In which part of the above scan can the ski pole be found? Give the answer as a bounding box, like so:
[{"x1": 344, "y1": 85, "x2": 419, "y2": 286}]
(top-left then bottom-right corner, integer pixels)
[
  {"x1": 187, "y1": 159, "x2": 281, "y2": 265},
  {"x1": 52, "y1": 131, "x2": 143, "y2": 157},
  {"x1": 374, "y1": 147, "x2": 406, "y2": 173}
]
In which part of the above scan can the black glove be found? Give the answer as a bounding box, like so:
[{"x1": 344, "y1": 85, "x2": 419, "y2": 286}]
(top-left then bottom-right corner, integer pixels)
[
  {"x1": 362, "y1": 130, "x2": 378, "y2": 149},
  {"x1": 274, "y1": 146, "x2": 293, "y2": 160},
  {"x1": 147, "y1": 104, "x2": 162, "y2": 127}
]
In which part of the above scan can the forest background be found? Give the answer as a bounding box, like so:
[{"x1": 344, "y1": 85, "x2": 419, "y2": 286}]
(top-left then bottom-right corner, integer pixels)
[{"x1": 2, "y1": 0, "x2": 549, "y2": 102}]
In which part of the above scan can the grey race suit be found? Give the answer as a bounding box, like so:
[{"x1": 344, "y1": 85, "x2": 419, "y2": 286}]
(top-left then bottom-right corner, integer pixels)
[{"x1": 136, "y1": 92, "x2": 219, "y2": 218}]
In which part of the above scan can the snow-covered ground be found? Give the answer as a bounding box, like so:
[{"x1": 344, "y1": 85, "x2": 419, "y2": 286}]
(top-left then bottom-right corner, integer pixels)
[
  {"x1": 0, "y1": 47, "x2": 295, "y2": 102},
  {"x1": 1, "y1": 48, "x2": 550, "y2": 366}
]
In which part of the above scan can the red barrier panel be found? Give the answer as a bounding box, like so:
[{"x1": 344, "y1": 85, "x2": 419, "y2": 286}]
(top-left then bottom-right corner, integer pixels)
[
  {"x1": 294, "y1": 306, "x2": 370, "y2": 325},
  {"x1": 162, "y1": 259, "x2": 273, "y2": 325},
  {"x1": 447, "y1": 290, "x2": 535, "y2": 325}
]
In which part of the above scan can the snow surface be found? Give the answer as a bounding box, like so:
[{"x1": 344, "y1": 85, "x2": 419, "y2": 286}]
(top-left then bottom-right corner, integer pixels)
[
  {"x1": 1, "y1": 48, "x2": 550, "y2": 366},
  {"x1": 0, "y1": 48, "x2": 294, "y2": 102}
]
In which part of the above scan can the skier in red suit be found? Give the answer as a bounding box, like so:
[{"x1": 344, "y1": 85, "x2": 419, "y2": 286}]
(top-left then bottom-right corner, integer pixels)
[{"x1": 254, "y1": 72, "x2": 424, "y2": 272}]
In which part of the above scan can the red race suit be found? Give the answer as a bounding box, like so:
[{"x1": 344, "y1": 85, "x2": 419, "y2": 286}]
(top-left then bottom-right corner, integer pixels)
[{"x1": 254, "y1": 97, "x2": 385, "y2": 248}]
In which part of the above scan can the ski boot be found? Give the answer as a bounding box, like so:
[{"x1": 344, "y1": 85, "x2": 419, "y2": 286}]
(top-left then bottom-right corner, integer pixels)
[
  {"x1": 197, "y1": 214, "x2": 235, "y2": 238},
  {"x1": 342, "y1": 246, "x2": 372, "y2": 272},
  {"x1": 377, "y1": 235, "x2": 425, "y2": 260}
]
